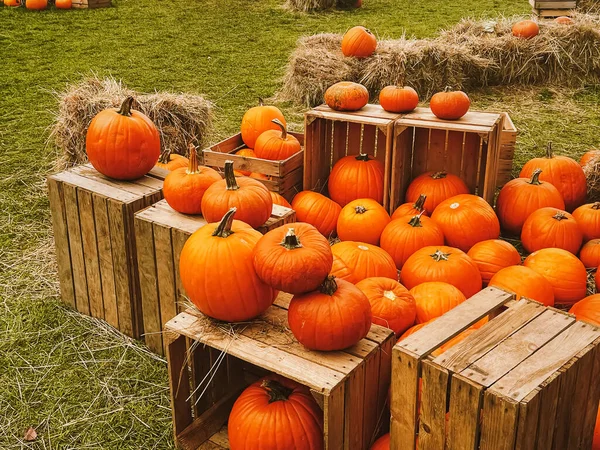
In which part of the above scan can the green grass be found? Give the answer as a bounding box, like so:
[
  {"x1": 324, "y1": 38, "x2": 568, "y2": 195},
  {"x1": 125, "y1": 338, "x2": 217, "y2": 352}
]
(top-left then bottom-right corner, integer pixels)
[{"x1": 1, "y1": 0, "x2": 600, "y2": 447}]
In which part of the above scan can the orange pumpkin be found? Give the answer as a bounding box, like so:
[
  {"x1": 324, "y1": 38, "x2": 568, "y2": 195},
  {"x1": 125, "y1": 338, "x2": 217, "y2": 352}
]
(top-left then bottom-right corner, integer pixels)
[
  {"x1": 270, "y1": 191, "x2": 292, "y2": 209},
  {"x1": 329, "y1": 254, "x2": 357, "y2": 284},
  {"x1": 405, "y1": 171, "x2": 469, "y2": 213},
  {"x1": 328, "y1": 153, "x2": 384, "y2": 206},
  {"x1": 554, "y1": 16, "x2": 574, "y2": 25},
  {"x1": 579, "y1": 239, "x2": 600, "y2": 268},
  {"x1": 569, "y1": 295, "x2": 600, "y2": 326},
  {"x1": 519, "y1": 143, "x2": 587, "y2": 212},
  {"x1": 86, "y1": 97, "x2": 160, "y2": 180},
  {"x1": 240, "y1": 99, "x2": 286, "y2": 149},
  {"x1": 409, "y1": 281, "x2": 466, "y2": 324},
  {"x1": 292, "y1": 191, "x2": 341, "y2": 237},
  {"x1": 392, "y1": 194, "x2": 428, "y2": 219},
  {"x1": 155, "y1": 153, "x2": 190, "y2": 171},
  {"x1": 355, "y1": 277, "x2": 415, "y2": 335},
  {"x1": 4, "y1": 0, "x2": 20, "y2": 6},
  {"x1": 432, "y1": 327, "x2": 478, "y2": 357},
  {"x1": 573, "y1": 203, "x2": 600, "y2": 242},
  {"x1": 163, "y1": 145, "x2": 222, "y2": 214},
  {"x1": 25, "y1": 0, "x2": 46, "y2": 8},
  {"x1": 201, "y1": 161, "x2": 272, "y2": 229},
  {"x1": 370, "y1": 433, "x2": 390, "y2": 450},
  {"x1": 430, "y1": 194, "x2": 500, "y2": 252},
  {"x1": 337, "y1": 199, "x2": 391, "y2": 245},
  {"x1": 512, "y1": 20, "x2": 540, "y2": 39},
  {"x1": 228, "y1": 375, "x2": 323, "y2": 450},
  {"x1": 593, "y1": 405, "x2": 600, "y2": 450},
  {"x1": 580, "y1": 149, "x2": 600, "y2": 167},
  {"x1": 524, "y1": 248, "x2": 587, "y2": 306},
  {"x1": 249, "y1": 172, "x2": 269, "y2": 180},
  {"x1": 429, "y1": 88, "x2": 470, "y2": 120},
  {"x1": 489, "y1": 265, "x2": 555, "y2": 307},
  {"x1": 467, "y1": 239, "x2": 522, "y2": 286},
  {"x1": 521, "y1": 208, "x2": 583, "y2": 255},
  {"x1": 380, "y1": 213, "x2": 445, "y2": 269},
  {"x1": 254, "y1": 119, "x2": 301, "y2": 161},
  {"x1": 234, "y1": 148, "x2": 257, "y2": 176},
  {"x1": 400, "y1": 245, "x2": 482, "y2": 298},
  {"x1": 55, "y1": 0, "x2": 71, "y2": 8},
  {"x1": 288, "y1": 276, "x2": 372, "y2": 351},
  {"x1": 179, "y1": 208, "x2": 277, "y2": 321},
  {"x1": 379, "y1": 86, "x2": 419, "y2": 113},
  {"x1": 324, "y1": 82, "x2": 369, "y2": 112},
  {"x1": 341, "y1": 26, "x2": 377, "y2": 58},
  {"x1": 331, "y1": 241, "x2": 397, "y2": 283}
]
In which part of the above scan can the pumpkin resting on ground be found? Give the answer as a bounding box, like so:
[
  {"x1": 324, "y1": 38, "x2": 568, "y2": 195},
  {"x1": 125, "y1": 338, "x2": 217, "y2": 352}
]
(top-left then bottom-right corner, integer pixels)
[
  {"x1": 573, "y1": 203, "x2": 600, "y2": 242},
  {"x1": 254, "y1": 119, "x2": 301, "y2": 161},
  {"x1": 405, "y1": 171, "x2": 469, "y2": 213},
  {"x1": 328, "y1": 153, "x2": 385, "y2": 207},
  {"x1": 324, "y1": 82, "x2": 369, "y2": 111},
  {"x1": 240, "y1": 99, "x2": 286, "y2": 149},
  {"x1": 337, "y1": 198, "x2": 391, "y2": 245},
  {"x1": 579, "y1": 239, "x2": 600, "y2": 268},
  {"x1": 409, "y1": 281, "x2": 467, "y2": 324},
  {"x1": 291, "y1": 191, "x2": 341, "y2": 237},
  {"x1": 580, "y1": 149, "x2": 600, "y2": 167},
  {"x1": 488, "y1": 265, "x2": 554, "y2": 307},
  {"x1": 341, "y1": 26, "x2": 377, "y2": 58},
  {"x1": 331, "y1": 241, "x2": 397, "y2": 283},
  {"x1": 466, "y1": 239, "x2": 522, "y2": 286},
  {"x1": 521, "y1": 208, "x2": 582, "y2": 255},
  {"x1": 569, "y1": 295, "x2": 600, "y2": 327}
]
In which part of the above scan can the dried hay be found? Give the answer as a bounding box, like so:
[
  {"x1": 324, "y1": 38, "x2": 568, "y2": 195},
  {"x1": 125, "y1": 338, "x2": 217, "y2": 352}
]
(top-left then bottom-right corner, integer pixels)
[
  {"x1": 284, "y1": 0, "x2": 356, "y2": 12},
  {"x1": 50, "y1": 75, "x2": 213, "y2": 170},
  {"x1": 584, "y1": 154, "x2": 600, "y2": 202}
]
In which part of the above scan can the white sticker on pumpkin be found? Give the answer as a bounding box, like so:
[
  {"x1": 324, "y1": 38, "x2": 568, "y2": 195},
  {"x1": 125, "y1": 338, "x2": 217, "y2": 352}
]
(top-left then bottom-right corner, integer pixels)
[
  {"x1": 450, "y1": 203, "x2": 460, "y2": 209},
  {"x1": 358, "y1": 245, "x2": 369, "y2": 251}
]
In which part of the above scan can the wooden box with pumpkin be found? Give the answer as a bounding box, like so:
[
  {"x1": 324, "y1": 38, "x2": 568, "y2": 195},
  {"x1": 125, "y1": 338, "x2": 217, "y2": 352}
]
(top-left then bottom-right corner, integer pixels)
[
  {"x1": 47, "y1": 163, "x2": 165, "y2": 339},
  {"x1": 391, "y1": 108, "x2": 504, "y2": 211},
  {"x1": 165, "y1": 293, "x2": 395, "y2": 450},
  {"x1": 497, "y1": 112, "x2": 517, "y2": 188},
  {"x1": 391, "y1": 286, "x2": 600, "y2": 450},
  {"x1": 134, "y1": 200, "x2": 296, "y2": 355},
  {"x1": 529, "y1": 0, "x2": 577, "y2": 17}
]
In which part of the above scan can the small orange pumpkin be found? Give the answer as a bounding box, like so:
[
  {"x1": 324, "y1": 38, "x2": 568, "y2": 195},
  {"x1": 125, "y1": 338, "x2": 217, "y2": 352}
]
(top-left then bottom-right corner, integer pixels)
[
  {"x1": 580, "y1": 149, "x2": 600, "y2": 167},
  {"x1": 409, "y1": 281, "x2": 466, "y2": 324},
  {"x1": 379, "y1": 86, "x2": 419, "y2": 113},
  {"x1": 249, "y1": 172, "x2": 269, "y2": 180},
  {"x1": 25, "y1": 0, "x2": 47, "y2": 8},
  {"x1": 331, "y1": 241, "x2": 397, "y2": 283},
  {"x1": 573, "y1": 203, "x2": 600, "y2": 242},
  {"x1": 429, "y1": 88, "x2": 470, "y2": 120},
  {"x1": 405, "y1": 171, "x2": 469, "y2": 213},
  {"x1": 240, "y1": 99, "x2": 286, "y2": 149},
  {"x1": 337, "y1": 199, "x2": 391, "y2": 245},
  {"x1": 4, "y1": 0, "x2": 20, "y2": 6},
  {"x1": 432, "y1": 327, "x2": 478, "y2": 356},
  {"x1": 328, "y1": 153, "x2": 384, "y2": 207},
  {"x1": 370, "y1": 433, "x2": 390, "y2": 450},
  {"x1": 512, "y1": 20, "x2": 540, "y2": 39},
  {"x1": 341, "y1": 26, "x2": 377, "y2": 58},
  {"x1": 291, "y1": 191, "x2": 341, "y2": 237},
  {"x1": 467, "y1": 239, "x2": 522, "y2": 286},
  {"x1": 554, "y1": 16, "x2": 574, "y2": 25},
  {"x1": 324, "y1": 82, "x2": 369, "y2": 112},
  {"x1": 521, "y1": 208, "x2": 582, "y2": 255},
  {"x1": 270, "y1": 191, "x2": 292, "y2": 209},
  {"x1": 399, "y1": 319, "x2": 435, "y2": 341},
  {"x1": 254, "y1": 119, "x2": 301, "y2": 161},
  {"x1": 234, "y1": 148, "x2": 257, "y2": 176},
  {"x1": 569, "y1": 295, "x2": 600, "y2": 326},
  {"x1": 392, "y1": 194, "x2": 428, "y2": 219},
  {"x1": 489, "y1": 265, "x2": 555, "y2": 307},
  {"x1": 155, "y1": 153, "x2": 190, "y2": 171},
  {"x1": 579, "y1": 239, "x2": 600, "y2": 268},
  {"x1": 329, "y1": 254, "x2": 357, "y2": 284},
  {"x1": 55, "y1": 0, "x2": 71, "y2": 8}
]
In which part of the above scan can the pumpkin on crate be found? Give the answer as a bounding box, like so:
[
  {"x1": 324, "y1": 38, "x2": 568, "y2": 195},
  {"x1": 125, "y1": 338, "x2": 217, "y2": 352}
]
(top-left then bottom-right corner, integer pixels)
[
  {"x1": 254, "y1": 119, "x2": 301, "y2": 161},
  {"x1": 488, "y1": 265, "x2": 554, "y2": 307},
  {"x1": 409, "y1": 281, "x2": 466, "y2": 324},
  {"x1": 512, "y1": 20, "x2": 540, "y2": 39},
  {"x1": 341, "y1": 26, "x2": 377, "y2": 58},
  {"x1": 329, "y1": 254, "x2": 357, "y2": 284},
  {"x1": 392, "y1": 194, "x2": 428, "y2": 219},
  {"x1": 467, "y1": 239, "x2": 522, "y2": 286},
  {"x1": 521, "y1": 208, "x2": 583, "y2": 255},
  {"x1": 430, "y1": 194, "x2": 500, "y2": 252},
  {"x1": 240, "y1": 99, "x2": 286, "y2": 149},
  {"x1": 400, "y1": 245, "x2": 482, "y2": 298},
  {"x1": 179, "y1": 208, "x2": 277, "y2": 322},
  {"x1": 86, "y1": 97, "x2": 160, "y2": 180},
  {"x1": 405, "y1": 171, "x2": 469, "y2": 213},
  {"x1": 580, "y1": 239, "x2": 600, "y2": 268},
  {"x1": 331, "y1": 241, "x2": 397, "y2": 282},
  {"x1": 355, "y1": 277, "x2": 415, "y2": 335},
  {"x1": 228, "y1": 375, "x2": 324, "y2": 450},
  {"x1": 234, "y1": 148, "x2": 257, "y2": 176},
  {"x1": 379, "y1": 86, "x2": 419, "y2": 113},
  {"x1": 155, "y1": 153, "x2": 189, "y2": 171},
  {"x1": 253, "y1": 224, "x2": 333, "y2": 295},
  {"x1": 580, "y1": 149, "x2": 600, "y2": 167},
  {"x1": 429, "y1": 88, "x2": 470, "y2": 120},
  {"x1": 324, "y1": 81, "x2": 369, "y2": 112},
  {"x1": 292, "y1": 191, "x2": 341, "y2": 237},
  {"x1": 573, "y1": 203, "x2": 600, "y2": 242},
  {"x1": 370, "y1": 433, "x2": 390, "y2": 450},
  {"x1": 569, "y1": 295, "x2": 600, "y2": 327},
  {"x1": 270, "y1": 191, "x2": 292, "y2": 208},
  {"x1": 163, "y1": 144, "x2": 221, "y2": 214},
  {"x1": 288, "y1": 276, "x2": 372, "y2": 351},
  {"x1": 337, "y1": 198, "x2": 391, "y2": 245},
  {"x1": 328, "y1": 153, "x2": 384, "y2": 207},
  {"x1": 201, "y1": 161, "x2": 272, "y2": 229}
]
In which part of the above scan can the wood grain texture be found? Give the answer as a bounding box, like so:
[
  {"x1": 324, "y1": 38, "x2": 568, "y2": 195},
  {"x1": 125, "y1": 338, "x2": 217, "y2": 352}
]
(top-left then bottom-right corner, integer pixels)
[
  {"x1": 390, "y1": 347, "x2": 419, "y2": 450},
  {"x1": 419, "y1": 360, "x2": 449, "y2": 450},
  {"x1": 448, "y1": 374, "x2": 483, "y2": 450},
  {"x1": 479, "y1": 390, "x2": 518, "y2": 450}
]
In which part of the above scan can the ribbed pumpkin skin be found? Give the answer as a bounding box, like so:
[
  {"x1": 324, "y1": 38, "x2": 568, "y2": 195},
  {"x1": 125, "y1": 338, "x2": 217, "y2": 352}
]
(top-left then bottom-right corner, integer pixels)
[
  {"x1": 25, "y1": 0, "x2": 47, "y2": 9},
  {"x1": 241, "y1": 102, "x2": 286, "y2": 149},
  {"x1": 467, "y1": 240, "x2": 521, "y2": 286},
  {"x1": 580, "y1": 239, "x2": 600, "y2": 268},
  {"x1": 405, "y1": 172, "x2": 469, "y2": 213},
  {"x1": 292, "y1": 191, "x2": 341, "y2": 237},
  {"x1": 409, "y1": 281, "x2": 467, "y2": 323},
  {"x1": 495, "y1": 171, "x2": 565, "y2": 236},
  {"x1": 270, "y1": 191, "x2": 292, "y2": 208},
  {"x1": 429, "y1": 89, "x2": 470, "y2": 120},
  {"x1": 400, "y1": 245, "x2": 482, "y2": 298},
  {"x1": 392, "y1": 195, "x2": 429, "y2": 218},
  {"x1": 521, "y1": 208, "x2": 583, "y2": 255},
  {"x1": 55, "y1": 0, "x2": 71, "y2": 8},
  {"x1": 156, "y1": 154, "x2": 189, "y2": 171},
  {"x1": 332, "y1": 241, "x2": 397, "y2": 283},
  {"x1": 524, "y1": 248, "x2": 587, "y2": 306},
  {"x1": 379, "y1": 86, "x2": 419, "y2": 113},
  {"x1": 329, "y1": 255, "x2": 357, "y2": 283},
  {"x1": 328, "y1": 154, "x2": 384, "y2": 207},
  {"x1": 228, "y1": 375, "x2": 324, "y2": 450},
  {"x1": 580, "y1": 150, "x2": 600, "y2": 167},
  {"x1": 369, "y1": 433, "x2": 390, "y2": 450},
  {"x1": 431, "y1": 194, "x2": 500, "y2": 252},
  {"x1": 380, "y1": 214, "x2": 444, "y2": 269},
  {"x1": 253, "y1": 223, "x2": 333, "y2": 295},
  {"x1": 489, "y1": 265, "x2": 554, "y2": 307},
  {"x1": 569, "y1": 295, "x2": 600, "y2": 327},
  {"x1": 355, "y1": 277, "x2": 415, "y2": 335},
  {"x1": 254, "y1": 121, "x2": 301, "y2": 161},
  {"x1": 337, "y1": 199, "x2": 391, "y2": 245},
  {"x1": 324, "y1": 82, "x2": 369, "y2": 112},
  {"x1": 341, "y1": 26, "x2": 377, "y2": 58},
  {"x1": 573, "y1": 203, "x2": 600, "y2": 242}
]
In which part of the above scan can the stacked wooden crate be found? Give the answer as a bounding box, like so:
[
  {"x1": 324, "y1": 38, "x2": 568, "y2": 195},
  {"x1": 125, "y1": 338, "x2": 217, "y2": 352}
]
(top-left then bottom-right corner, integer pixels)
[
  {"x1": 71, "y1": 0, "x2": 111, "y2": 8},
  {"x1": 530, "y1": 0, "x2": 577, "y2": 17}
]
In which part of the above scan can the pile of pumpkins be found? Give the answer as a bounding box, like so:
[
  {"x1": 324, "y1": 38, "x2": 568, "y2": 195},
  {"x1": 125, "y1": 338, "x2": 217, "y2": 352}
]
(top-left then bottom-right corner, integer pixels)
[{"x1": 3, "y1": 0, "x2": 72, "y2": 8}]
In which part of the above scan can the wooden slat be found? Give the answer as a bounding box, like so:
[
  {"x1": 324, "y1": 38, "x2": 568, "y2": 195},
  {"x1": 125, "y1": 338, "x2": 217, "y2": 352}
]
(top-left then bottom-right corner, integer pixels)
[
  {"x1": 479, "y1": 391, "x2": 519, "y2": 450},
  {"x1": 189, "y1": 339, "x2": 212, "y2": 417},
  {"x1": 50, "y1": 172, "x2": 138, "y2": 203},
  {"x1": 154, "y1": 223, "x2": 178, "y2": 331},
  {"x1": 324, "y1": 383, "x2": 345, "y2": 450},
  {"x1": 515, "y1": 390, "x2": 541, "y2": 450},
  {"x1": 172, "y1": 228, "x2": 190, "y2": 313},
  {"x1": 398, "y1": 119, "x2": 493, "y2": 134},
  {"x1": 419, "y1": 360, "x2": 449, "y2": 450},
  {"x1": 344, "y1": 361, "x2": 366, "y2": 450},
  {"x1": 72, "y1": 164, "x2": 162, "y2": 197},
  {"x1": 426, "y1": 128, "x2": 447, "y2": 173},
  {"x1": 375, "y1": 334, "x2": 394, "y2": 436},
  {"x1": 314, "y1": 103, "x2": 402, "y2": 121},
  {"x1": 402, "y1": 108, "x2": 501, "y2": 127},
  {"x1": 167, "y1": 335, "x2": 193, "y2": 441},
  {"x1": 462, "y1": 132, "x2": 482, "y2": 194},
  {"x1": 580, "y1": 339, "x2": 600, "y2": 450},
  {"x1": 208, "y1": 425, "x2": 229, "y2": 447},
  {"x1": 412, "y1": 127, "x2": 430, "y2": 177},
  {"x1": 390, "y1": 126, "x2": 414, "y2": 210},
  {"x1": 390, "y1": 348, "x2": 420, "y2": 450},
  {"x1": 362, "y1": 343, "x2": 382, "y2": 448},
  {"x1": 448, "y1": 374, "x2": 484, "y2": 450}
]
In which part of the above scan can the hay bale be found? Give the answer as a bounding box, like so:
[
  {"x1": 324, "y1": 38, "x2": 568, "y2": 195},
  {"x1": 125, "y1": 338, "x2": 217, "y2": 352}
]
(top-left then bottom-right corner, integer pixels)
[
  {"x1": 50, "y1": 75, "x2": 213, "y2": 169},
  {"x1": 584, "y1": 154, "x2": 600, "y2": 202},
  {"x1": 284, "y1": 0, "x2": 356, "y2": 12}
]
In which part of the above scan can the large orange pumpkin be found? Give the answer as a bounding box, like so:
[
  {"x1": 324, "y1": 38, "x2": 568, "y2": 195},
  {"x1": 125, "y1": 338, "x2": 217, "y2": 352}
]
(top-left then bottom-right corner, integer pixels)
[
  {"x1": 270, "y1": 191, "x2": 292, "y2": 209},
  {"x1": 329, "y1": 254, "x2": 357, "y2": 284},
  {"x1": 370, "y1": 433, "x2": 390, "y2": 450},
  {"x1": 521, "y1": 208, "x2": 583, "y2": 255},
  {"x1": 253, "y1": 223, "x2": 333, "y2": 295},
  {"x1": 512, "y1": 20, "x2": 540, "y2": 39},
  {"x1": 25, "y1": 0, "x2": 46, "y2": 8},
  {"x1": 429, "y1": 88, "x2": 470, "y2": 120},
  {"x1": 179, "y1": 208, "x2": 277, "y2": 322},
  {"x1": 86, "y1": 97, "x2": 161, "y2": 180},
  {"x1": 495, "y1": 169, "x2": 565, "y2": 236},
  {"x1": 409, "y1": 281, "x2": 467, "y2": 324},
  {"x1": 467, "y1": 239, "x2": 522, "y2": 286},
  {"x1": 324, "y1": 82, "x2": 370, "y2": 112},
  {"x1": 355, "y1": 277, "x2": 415, "y2": 335},
  {"x1": 405, "y1": 171, "x2": 469, "y2": 213},
  {"x1": 254, "y1": 119, "x2": 301, "y2": 161},
  {"x1": 240, "y1": 99, "x2": 286, "y2": 149},
  {"x1": 573, "y1": 203, "x2": 600, "y2": 242},
  {"x1": 580, "y1": 149, "x2": 600, "y2": 167},
  {"x1": 331, "y1": 241, "x2": 397, "y2": 282},
  {"x1": 380, "y1": 213, "x2": 445, "y2": 269},
  {"x1": 569, "y1": 295, "x2": 600, "y2": 326},
  {"x1": 228, "y1": 375, "x2": 324, "y2": 450},
  {"x1": 400, "y1": 245, "x2": 482, "y2": 298},
  {"x1": 288, "y1": 276, "x2": 372, "y2": 351},
  {"x1": 392, "y1": 194, "x2": 428, "y2": 219},
  {"x1": 341, "y1": 26, "x2": 377, "y2": 58},
  {"x1": 292, "y1": 191, "x2": 341, "y2": 237},
  {"x1": 379, "y1": 86, "x2": 419, "y2": 113},
  {"x1": 337, "y1": 198, "x2": 391, "y2": 245},
  {"x1": 328, "y1": 153, "x2": 384, "y2": 207},
  {"x1": 488, "y1": 265, "x2": 554, "y2": 306},
  {"x1": 579, "y1": 239, "x2": 600, "y2": 268},
  {"x1": 430, "y1": 194, "x2": 500, "y2": 252},
  {"x1": 520, "y1": 143, "x2": 587, "y2": 212},
  {"x1": 524, "y1": 248, "x2": 587, "y2": 306},
  {"x1": 155, "y1": 153, "x2": 189, "y2": 171}
]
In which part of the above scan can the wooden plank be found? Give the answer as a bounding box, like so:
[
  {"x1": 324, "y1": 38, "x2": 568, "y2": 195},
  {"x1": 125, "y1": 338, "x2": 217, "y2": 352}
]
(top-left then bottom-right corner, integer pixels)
[
  {"x1": 446, "y1": 130, "x2": 465, "y2": 178},
  {"x1": 461, "y1": 132, "x2": 481, "y2": 194},
  {"x1": 72, "y1": 164, "x2": 162, "y2": 198},
  {"x1": 347, "y1": 122, "x2": 363, "y2": 156},
  {"x1": 419, "y1": 360, "x2": 449, "y2": 450},
  {"x1": 314, "y1": 103, "x2": 402, "y2": 121},
  {"x1": 324, "y1": 383, "x2": 345, "y2": 450},
  {"x1": 412, "y1": 127, "x2": 430, "y2": 177},
  {"x1": 532, "y1": 1, "x2": 575, "y2": 7},
  {"x1": 362, "y1": 343, "x2": 382, "y2": 448},
  {"x1": 426, "y1": 128, "x2": 447, "y2": 173},
  {"x1": 581, "y1": 339, "x2": 600, "y2": 450},
  {"x1": 448, "y1": 374, "x2": 483, "y2": 450},
  {"x1": 361, "y1": 123, "x2": 377, "y2": 157},
  {"x1": 172, "y1": 228, "x2": 190, "y2": 313},
  {"x1": 344, "y1": 361, "x2": 366, "y2": 450},
  {"x1": 402, "y1": 108, "x2": 500, "y2": 127},
  {"x1": 154, "y1": 223, "x2": 178, "y2": 332},
  {"x1": 390, "y1": 126, "x2": 414, "y2": 211},
  {"x1": 125, "y1": 200, "x2": 144, "y2": 339},
  {"x1": 167, "y1": 334, "x2": 193, "y2": 441},
  {"x1": 189, "y1": 339, "x2": 213, "y2": 417},
  {"x1": 208, "y1": 425, "x2": 230, "y2": 447},
  {"x1": 398, "y1": 119, "x2": 493, "y2": 134},
  {"x1": 390, "y1": 348, "x2": 419, "y2": 450},
  {"x1": 534, "y1": 372, "x2": 562, "y2": 450},
  {"x1": 375, "y1": 334, "x2": 394, "y2": 435},
  {"x1": 479, "y1": 391, "x2": 518, "y2": 450},
  {"x1": 515, "y1": 390, "x2": 541, "y2": 450},
  {"x1": 310, "y1": 109, "x2": 393, "y2": 127}
]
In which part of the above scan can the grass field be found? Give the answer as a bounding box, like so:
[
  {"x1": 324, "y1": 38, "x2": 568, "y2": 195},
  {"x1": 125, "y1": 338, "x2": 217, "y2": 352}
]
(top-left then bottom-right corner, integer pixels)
[{"x1": 1, "y1": 0, "x2": 600, "y2": 447}]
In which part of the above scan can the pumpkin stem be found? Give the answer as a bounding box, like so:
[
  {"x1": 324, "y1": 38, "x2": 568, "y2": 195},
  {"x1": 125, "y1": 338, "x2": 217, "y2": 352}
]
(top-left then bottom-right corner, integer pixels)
[
  {"x1": 224, "y1": 161, "x2": 240, "y2": 191},
  {"x1": 355, "y1": 153, "x2": 372, "y2": 162},
  {"x1": 261, "y1": 379, "x2": 294, "y2": 403},
  {"x1": 280, "y1": 228, "x2": 303, "y2": 250},
  {"x1": 258, "y1": 97, "x2": 264, "y2": 107},
  {"x1": 529, "y1": 168, "x2": 543, "y2": 185},
  {"x1": 414, "y1": 194, "x2": 427, "y2": 212},
  {"x1": 444, "y1": 86, "x2": 453, "y2": 92},
  {"x1": 158, "y1": 150, "x2": 171, "y2": 165},
  {"x1": 319, "y1": 275, "x2": 338, "y2": 296},
  {"x1": 545, "y1": 142, "x2": 554, "y2": 159},
  {"x1": 212, "y1": 208, "x2": 237, "y2": 238},
  {"x1": 593, "y1": 203, "x2": 600, "y2": 210},
  {"x1": 552, "y1": 211, "x2": 568, "y2": 221},
  {"x1": 431, "y1": 171, "x2": 448, "y2": 179},
  {"x1": 118, "y1": 96, "x2": 135, "y2": 117},
  {"x1": 187, "y1": 144, "x2": 200, "y2": 175},
  {"x1": 272, "y1": 118, "x2": 287, "y2": 140},
  {"x1": 355, "y1": 205, "x2": 367, "y2": 214},
  {"x1": 408, "y1": 211, "x2": 425, "y2": 227},
  {"x1": 430, "y1": 249, "x2": 451, "y2": 262}
]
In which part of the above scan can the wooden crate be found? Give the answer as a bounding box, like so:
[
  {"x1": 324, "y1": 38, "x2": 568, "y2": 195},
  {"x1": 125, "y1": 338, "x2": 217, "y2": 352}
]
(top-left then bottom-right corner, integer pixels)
[
  {"x1": 71, "y1": 0, "x2": 111, "y2": 8},
  {"x1": 391, "y1": 108, "x2": 504, "y2": 210},
  {"x1": 47, "y1": 163, "x2": 165, "y2": 338},
  {"x1": 529, "y1": 0, "x2": 577, "y2": 16},
  {"x1": 497, "y1": 112, "x2": 517, "y2": 188},
  {"x1": 165, "y1": 292, "x2": 395, "y2": 450},
  {"x1": 202, "y1": 132, "x2": 304, "y2": 202},
  {"x1": 304, "y1": 104, "x2": 404, "y2": 212},
  {"x1": 390, "y1": 286, "x2": 600, "y2": 450},
  {"x1": 134, "y1": 199, "x2": 296, "y2": 355}
]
